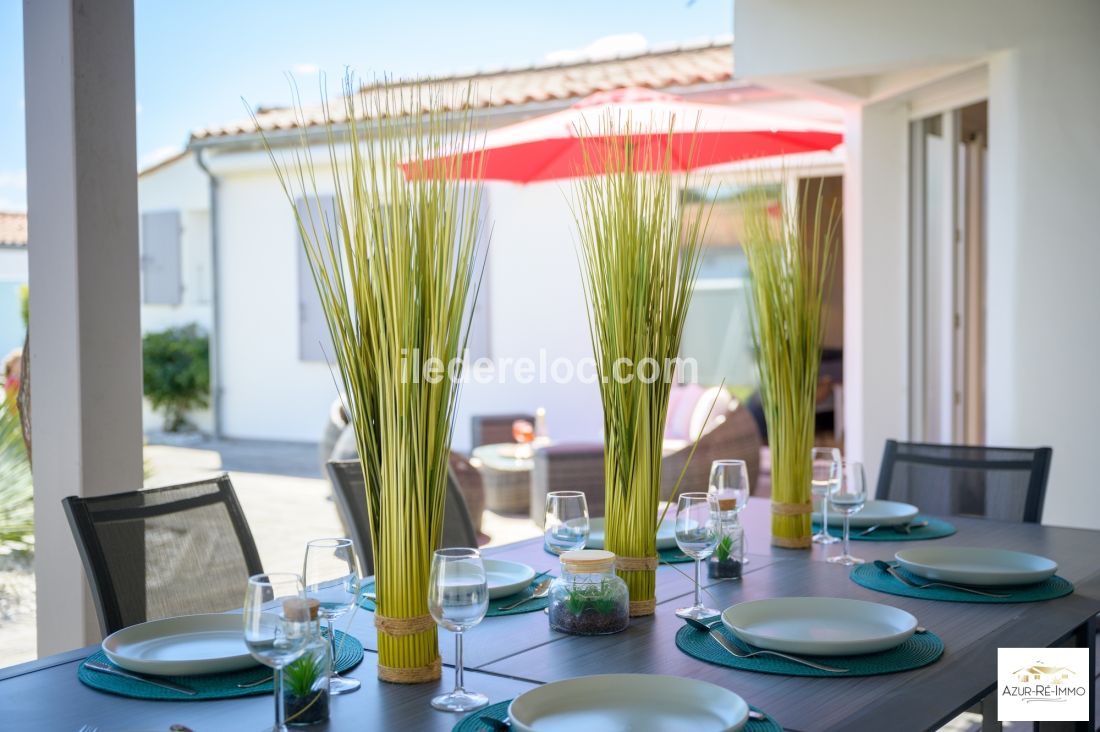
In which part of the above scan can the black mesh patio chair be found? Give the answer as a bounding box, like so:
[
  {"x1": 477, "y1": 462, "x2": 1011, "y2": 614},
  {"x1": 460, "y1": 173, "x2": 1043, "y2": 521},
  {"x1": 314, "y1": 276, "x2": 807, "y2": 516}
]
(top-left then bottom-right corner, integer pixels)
[
  {"x1": 62, "y1": 475, "x2": 263, "y2": 636},
  {"x1": 326, "y1": 459, "x2": 478, "y2": 576},
  {"x1": 875, "y1": 440, "x2": 1052, "y2": 523}
]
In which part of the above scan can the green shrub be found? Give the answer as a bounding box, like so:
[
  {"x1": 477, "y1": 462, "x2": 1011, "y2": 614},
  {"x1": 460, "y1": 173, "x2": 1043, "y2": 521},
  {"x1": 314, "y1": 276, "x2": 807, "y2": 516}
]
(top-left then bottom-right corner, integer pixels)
[
  {"x1": 142, "y1": 325, "x2": 210, "y2": 432},
  {"x1": 0, "y1": 398, "x2": 32, "y2": 554}
]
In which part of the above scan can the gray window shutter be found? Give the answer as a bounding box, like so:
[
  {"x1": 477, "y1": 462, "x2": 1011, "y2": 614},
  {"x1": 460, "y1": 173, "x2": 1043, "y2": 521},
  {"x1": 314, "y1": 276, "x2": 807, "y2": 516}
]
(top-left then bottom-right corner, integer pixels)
[
  {"x1": 141, "y1": 210, "x2": 182, "y2": 305},
  {"x1": 296, "y1": 196, "x2": 336, "y2": 362}
]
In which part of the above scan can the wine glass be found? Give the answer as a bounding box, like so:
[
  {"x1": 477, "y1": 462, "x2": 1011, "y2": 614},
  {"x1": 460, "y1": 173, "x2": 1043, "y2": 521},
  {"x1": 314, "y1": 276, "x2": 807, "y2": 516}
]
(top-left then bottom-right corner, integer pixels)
[
  {"x1": 512, "y1": 419, "x2": 535, "y2": 459},
  {"x1": 544, "y1": 491, "x2": 589, "y2": 555},
  {"x1": 811, "y1": 447, "x2": 842, "y2": 545},
  {"x1": 243, "y1": 573, "x2": 310, "y2": 732},
  {"x1": 303, "y1": 538, "x2": 361, "y2": 694},
  {"x1": 428, "y1": 548, "x2": 489, "y2": 712},
  {"x1": 709, "y1": 459, "x2": 750, "y2": 565},
  {"x1": 674, "y1": 492, "x2": 720, "y2": 620},
  {"x1": 826, "y1": 461, "x2": 867, "y2": 566}
]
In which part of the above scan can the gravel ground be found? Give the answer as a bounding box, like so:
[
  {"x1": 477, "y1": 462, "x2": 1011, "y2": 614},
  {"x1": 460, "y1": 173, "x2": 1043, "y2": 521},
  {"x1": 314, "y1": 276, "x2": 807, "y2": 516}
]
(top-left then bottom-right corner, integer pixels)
[{"x1": 0, "y1": 438, "x2": 540, "y2": 669}]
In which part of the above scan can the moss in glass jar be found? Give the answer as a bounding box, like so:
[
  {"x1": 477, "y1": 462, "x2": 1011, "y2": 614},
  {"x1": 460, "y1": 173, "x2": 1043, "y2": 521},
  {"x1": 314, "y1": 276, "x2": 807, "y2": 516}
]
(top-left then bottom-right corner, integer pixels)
[{"x1": 548, "y1": 549, "x2": 629, "y2": 635}]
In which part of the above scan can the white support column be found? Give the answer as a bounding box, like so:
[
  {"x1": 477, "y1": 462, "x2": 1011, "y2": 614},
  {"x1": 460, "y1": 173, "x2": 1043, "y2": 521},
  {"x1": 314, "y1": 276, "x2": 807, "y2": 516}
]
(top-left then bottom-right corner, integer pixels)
[
  {"x1": 23, "y1": 0, "x2": 144, "y2": 655},
  {"x1": 841, "y1": 100, "x2": 911, "y2": 488}
]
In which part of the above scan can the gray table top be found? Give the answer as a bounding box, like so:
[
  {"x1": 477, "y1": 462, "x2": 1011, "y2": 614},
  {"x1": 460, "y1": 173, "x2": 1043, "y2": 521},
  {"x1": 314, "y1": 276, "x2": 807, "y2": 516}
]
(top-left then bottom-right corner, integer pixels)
[{"x1": 4, "y1": 499, "x2": 1099, "y2": 732}]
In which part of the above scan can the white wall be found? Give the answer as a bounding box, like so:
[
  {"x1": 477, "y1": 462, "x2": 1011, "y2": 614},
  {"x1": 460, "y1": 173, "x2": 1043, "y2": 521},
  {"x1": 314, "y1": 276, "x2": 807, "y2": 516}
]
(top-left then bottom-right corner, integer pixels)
[
  {"x1": 138, "y1": 153, "x2": 215, "y2": 433},
  {"x1": 452, "y1": 181, "x2": 603, "y2": 451},
  {"x1": 212, "y1": 169, "x2": 338, "y2": 442},
  {"x1": 735, "y1": 0, "x2": 1100, "y2": 528}
]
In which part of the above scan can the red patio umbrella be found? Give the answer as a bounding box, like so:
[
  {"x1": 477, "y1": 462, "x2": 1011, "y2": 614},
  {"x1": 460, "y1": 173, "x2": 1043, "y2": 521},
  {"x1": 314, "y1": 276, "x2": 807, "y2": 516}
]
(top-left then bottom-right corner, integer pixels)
[{"x1": 403, "y1": 87, "x2": 842, "y2": 183}]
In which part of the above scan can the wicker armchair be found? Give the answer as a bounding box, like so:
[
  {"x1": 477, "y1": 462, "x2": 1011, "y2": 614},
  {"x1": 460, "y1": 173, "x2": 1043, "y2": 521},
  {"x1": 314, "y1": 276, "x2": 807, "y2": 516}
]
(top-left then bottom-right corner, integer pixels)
[
  {"x1": 529, "y1": 403, "x2": 762, "y2": 527},
  {"x1": 470, "y1": 413, "x2": 535, "y2": 448}
]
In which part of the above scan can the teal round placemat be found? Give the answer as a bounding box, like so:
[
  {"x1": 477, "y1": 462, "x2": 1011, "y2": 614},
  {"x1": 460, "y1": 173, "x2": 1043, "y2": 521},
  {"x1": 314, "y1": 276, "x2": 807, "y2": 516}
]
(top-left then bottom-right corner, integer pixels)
[
  {"x1": 77, "y1": 629, "x2": 364, "y2": 700},
  {"x1": 358, "y1": 576, "x2": 555, "y2": 616},
  {"x1": 453, "y1": 698, "x2": 783, "y2": 732},
  {"x1": 812, "y1": 515, "x2": 956, "y2": 541},
  {"x1": 543, "y1": 546, "x2": 693, "y2": 564},
  {"x1": 675, "y1": 621, "x2": 943, "y2": 677},
  {"x1": 850, "y1": 563, "x2": 1075, "y2": 603}
]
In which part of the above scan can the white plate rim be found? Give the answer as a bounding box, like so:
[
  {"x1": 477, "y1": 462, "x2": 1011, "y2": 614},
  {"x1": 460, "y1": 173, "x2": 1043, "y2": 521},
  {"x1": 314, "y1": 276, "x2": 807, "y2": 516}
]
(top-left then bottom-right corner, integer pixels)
[
  {"x1": 587, "y1": 517, "x2": 679, "y2": 550},
  {"x1": 507, "y1": 673, "x2": 748, "y2": 732},
  {"x1": 102, "y1": 613, "x2": 258, "y2": 676},
  {"x1": 812, "y1": 499, "x2": 919, "y2": 528},
  {"x1": 721, "y1": 597, "x2": 917, "y2": 656},
  {"x1": 894, "y1": 546, "x2": 1057, "y2": 586},
  {"x1": 484, "y1": 558, "x2": 537, "y2": 599}
]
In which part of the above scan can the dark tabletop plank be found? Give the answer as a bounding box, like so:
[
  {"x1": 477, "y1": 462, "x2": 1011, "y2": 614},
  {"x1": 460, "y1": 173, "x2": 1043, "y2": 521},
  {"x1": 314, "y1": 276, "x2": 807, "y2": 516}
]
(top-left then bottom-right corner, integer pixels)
[
  {"x1": 0, "y1": 647, "x2": 538, "y2": 732},
  {"x1": 348, "y1": 536, "x2": 779, "y2": 668}
]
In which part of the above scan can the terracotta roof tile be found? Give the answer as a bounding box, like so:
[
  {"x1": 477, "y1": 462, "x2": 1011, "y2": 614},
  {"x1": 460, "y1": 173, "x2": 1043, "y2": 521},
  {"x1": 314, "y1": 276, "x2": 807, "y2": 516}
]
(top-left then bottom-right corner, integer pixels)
[
  {"x1": 0, "y1": 212, "x2": 27, "y2": 248},
  {"x1": 192, "y1": 37, "x2": 734, "y2": 142}
]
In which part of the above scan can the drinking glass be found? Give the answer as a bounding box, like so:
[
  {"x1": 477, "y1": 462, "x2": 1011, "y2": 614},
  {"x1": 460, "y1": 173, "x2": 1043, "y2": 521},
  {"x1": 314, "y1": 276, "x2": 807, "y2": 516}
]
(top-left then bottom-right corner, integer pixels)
[
  {"x1": 243, "y1": 573, "x2": 310, "y2": 732},
  {"x1": 709, "y1": 459, "x2": 750, "y2": 565},
  {"x1": 826, "y1": 461, "x2": 867, "y2": 566},
  {"x1": 674, "y1": 492, "x2": 720, "y2": 620},
  {"x1": 512, "y1": 419, "x2": 535, "y2": 459},
  {"x1": 428, "y1": 548, "x2": 489, "y2": 712},
  {"x1": 811, "y1": 447, "x2": 842, "y2": 545},
  {"x1": 304, "y1": 538, "x2": 362, "y2": 694},
  {"x1": 544, "y1": 491, "x2": 589, "y2": 555}
]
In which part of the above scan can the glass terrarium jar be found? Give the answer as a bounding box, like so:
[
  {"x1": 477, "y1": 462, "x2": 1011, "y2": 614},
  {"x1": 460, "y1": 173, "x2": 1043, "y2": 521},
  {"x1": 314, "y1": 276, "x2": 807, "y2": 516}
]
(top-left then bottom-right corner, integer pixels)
[
  {"x1": 548, "y1": 549, "x2": 629, "y2": 636},
  {"x1": 708, "y1": 496, "x2": 744, "y2": 580}
]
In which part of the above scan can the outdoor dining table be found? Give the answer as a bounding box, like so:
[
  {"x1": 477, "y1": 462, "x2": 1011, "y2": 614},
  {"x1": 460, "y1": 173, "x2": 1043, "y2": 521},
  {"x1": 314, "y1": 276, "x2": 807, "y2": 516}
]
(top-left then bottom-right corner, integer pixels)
[{"x1": 3, "y1": 499, "x2": 1098, "y2": 731}]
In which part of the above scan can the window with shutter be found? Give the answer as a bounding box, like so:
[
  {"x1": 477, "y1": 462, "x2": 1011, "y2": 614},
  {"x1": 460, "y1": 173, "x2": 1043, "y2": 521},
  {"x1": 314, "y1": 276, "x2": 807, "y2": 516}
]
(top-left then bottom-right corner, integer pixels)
[
  {"x1": 296, "y1": 196, "x2": 337, "y2": 362},
  {"x1": 141, "y1": 210, "x2": 182, "y2": 305}
]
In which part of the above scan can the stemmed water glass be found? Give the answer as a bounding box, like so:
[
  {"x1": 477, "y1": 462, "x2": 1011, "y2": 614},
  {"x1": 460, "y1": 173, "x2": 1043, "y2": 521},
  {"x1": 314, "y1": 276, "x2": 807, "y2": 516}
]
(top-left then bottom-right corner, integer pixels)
[
  {"x1": 826, "y1": 461, "x2": 867, "y2": 566},
  {"x1": 544, "y1": 491, "x2": 589, "y2": 555},
  {"x1": 674, "y1": 492, "x2": 720, "y2": 620},
  {"x1": 709, "y1": 459, "x2": 750, "y2": 565},
  {"x1": 243, "y1": 573, "x2": 310, "y2": 732},
  {"x1": 428, "y1": 548, "x2": 489, "y2": 712},
  {"x1": 811, "y1": 447, "x2": 842, "y2": 545},
  {"x1": 303, "y1": 538, "x2": 362, "y2": 694}
]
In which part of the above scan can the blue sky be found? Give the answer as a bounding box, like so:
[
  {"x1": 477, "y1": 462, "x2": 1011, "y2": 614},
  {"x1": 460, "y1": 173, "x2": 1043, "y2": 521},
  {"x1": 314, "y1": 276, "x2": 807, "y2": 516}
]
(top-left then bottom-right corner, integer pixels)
[{"x1": 0, "y1": 0, "x2": 732, "y2": 212}]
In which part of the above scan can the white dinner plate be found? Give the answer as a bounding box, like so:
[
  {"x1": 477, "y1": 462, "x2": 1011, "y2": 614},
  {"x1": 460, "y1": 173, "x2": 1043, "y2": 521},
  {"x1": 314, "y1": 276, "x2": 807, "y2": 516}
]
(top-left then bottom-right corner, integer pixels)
[
  {"x1": 484, "y1": 559, "x2": 537, "y2": 599},
  {"x1": 508, "y1": 673, "x2": 748, "y2": 732},
  {"x1": 102, "y1": 613, "x2": 258, "y2": 676},
  {"x1": 894, "y1": 547, "x2": 1057, "y2": 587},
  {"x1": 587, "y1": 517, "x2": 679, "y2": 551},
  {"x1": 721, "y1": 597, "x2": 917, "y2": 656},
  {"x1": 812, "y1": 499, "x2": 919, "y2": 528}
]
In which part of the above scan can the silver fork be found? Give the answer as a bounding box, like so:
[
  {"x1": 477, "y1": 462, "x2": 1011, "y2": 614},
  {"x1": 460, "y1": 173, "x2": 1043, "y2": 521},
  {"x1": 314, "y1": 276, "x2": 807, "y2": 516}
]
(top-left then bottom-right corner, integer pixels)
[
  {"x1": 873, "y1": 560, "x2": 1011, "y2": 598},
  {"x1": 684, "y1": 617, "x2": 848, "y2": 673},
  {"x1": 499, "y1": 578, "x2": 553, "y2": 611}
]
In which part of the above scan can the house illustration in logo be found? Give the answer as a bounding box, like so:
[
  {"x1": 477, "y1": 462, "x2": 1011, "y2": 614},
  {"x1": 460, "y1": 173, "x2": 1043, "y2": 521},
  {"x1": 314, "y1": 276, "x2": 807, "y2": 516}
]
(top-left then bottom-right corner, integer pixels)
[{"x1": 1013, "y1": 664, "x2": 1077, "y2": 685}]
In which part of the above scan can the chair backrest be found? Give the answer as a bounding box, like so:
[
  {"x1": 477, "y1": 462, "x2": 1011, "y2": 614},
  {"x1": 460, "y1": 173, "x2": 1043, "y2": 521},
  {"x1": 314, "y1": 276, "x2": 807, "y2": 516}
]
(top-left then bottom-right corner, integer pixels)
[
  {"x1": 660, "y1": 403, "x2": 763, "y2": 501},
  {"x1": 62, "y1": 475, "x2": 263, "y2": 636},
  {"x1": 470, "y1": 413, "x2": 534, "y2": 449},
  {"x1": 875, "y1": 440, "x2": 1052, "y2": 523},
  {"x1": 326, "y1": 459, "x2": 478, "y2": 576}
]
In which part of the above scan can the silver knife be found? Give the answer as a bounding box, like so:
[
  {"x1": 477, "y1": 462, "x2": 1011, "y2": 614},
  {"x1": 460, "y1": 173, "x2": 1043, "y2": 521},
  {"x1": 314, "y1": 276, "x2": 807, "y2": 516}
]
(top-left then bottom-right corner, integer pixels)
[{"x1": 85, "y1": 661, "x2": 198, "y2": 695}]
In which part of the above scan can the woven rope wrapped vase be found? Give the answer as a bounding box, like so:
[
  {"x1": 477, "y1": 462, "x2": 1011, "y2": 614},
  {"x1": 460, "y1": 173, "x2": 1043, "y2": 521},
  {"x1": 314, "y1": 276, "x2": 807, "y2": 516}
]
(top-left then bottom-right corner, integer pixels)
[
  {"x1": 742, "y1": 179, "x2": 839, "y2": 550},
  {"x1": 260, "y1": 77, "x2": 485, "y2": 682}
]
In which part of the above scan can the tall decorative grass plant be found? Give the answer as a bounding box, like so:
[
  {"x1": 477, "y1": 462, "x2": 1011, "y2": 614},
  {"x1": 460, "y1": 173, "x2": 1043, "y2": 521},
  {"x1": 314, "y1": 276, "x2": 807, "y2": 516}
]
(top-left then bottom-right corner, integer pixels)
[
  {"x1": 261, "y1": 77, "x2": 485, "y2": 682},
  {"x1": 743, "y1": 179, "x2": 839, "y2": 548},
  {"x1": 573, "y1": 125, "x2": 708, "y2": 616}
]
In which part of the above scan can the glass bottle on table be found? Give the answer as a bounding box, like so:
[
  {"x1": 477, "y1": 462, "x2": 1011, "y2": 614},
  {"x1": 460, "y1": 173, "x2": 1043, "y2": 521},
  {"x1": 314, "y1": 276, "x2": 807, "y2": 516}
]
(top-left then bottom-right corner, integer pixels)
[
  {"x1": 708, "y1": 495, "x2": 744, "y2": 580},
  {"x1": 708, "y1": 459, "x2": 751, "y2": 567},
  {"x1": 243, "y1": 573, "x2": 310, "y2": 732},
  {"x1": 811, "y1": 447, "x2": 842, "y2": 545},
  {"x1": 281, "y1": 598, "x2": 331, "y2": 726}
]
